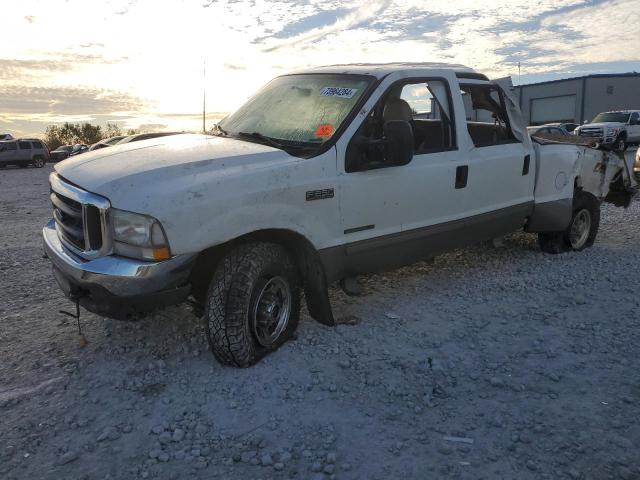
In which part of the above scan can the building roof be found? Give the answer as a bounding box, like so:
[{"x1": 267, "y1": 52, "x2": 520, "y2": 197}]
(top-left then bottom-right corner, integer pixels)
[
  {"x1": 515, "y1": 72, "x2": 640, "y2": 88},
  {"x1": 295, "y1": 62, "x2": 477, "y2": 79}
]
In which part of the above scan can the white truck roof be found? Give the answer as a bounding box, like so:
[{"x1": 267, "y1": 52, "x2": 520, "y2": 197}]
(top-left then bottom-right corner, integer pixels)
[{"x1": 294, "y1": 62, "x2": 481, "y2": 79}]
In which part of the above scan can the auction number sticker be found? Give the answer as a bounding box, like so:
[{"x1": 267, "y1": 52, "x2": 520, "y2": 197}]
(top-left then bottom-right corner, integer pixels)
[
  {"x1": 320, "y1": 87, "x2": 358, "y2": 98},
  {"x1": 315, "y1": 124, "x2": 334, "y2": 138}
]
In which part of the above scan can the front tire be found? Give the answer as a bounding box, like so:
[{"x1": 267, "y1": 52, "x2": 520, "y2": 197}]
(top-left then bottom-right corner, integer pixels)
[
  {"x1": 203, "y1": 242, "x2": 300, "y2": 367},
  {"x1": 613, "y1": 134, "x2": 627, "y2": 152},
  {"x1": 33, "y1": 156, "x2": 45, "y2": 168},
  {"x1": 538, "y1": 191, "x2": 600, "y2": 253}
]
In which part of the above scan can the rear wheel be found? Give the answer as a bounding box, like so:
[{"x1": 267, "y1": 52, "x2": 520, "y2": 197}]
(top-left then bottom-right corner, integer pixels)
[
  {"x1": 538, "y1": 191, "x2": 600, "y2": 253},
  {"x1": 203, "y1": 242, "x2": 301, "y2": 367}
]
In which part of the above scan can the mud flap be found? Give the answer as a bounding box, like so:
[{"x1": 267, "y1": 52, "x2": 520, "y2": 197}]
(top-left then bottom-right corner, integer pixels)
[{"x1": 297, "y1": 244, "x2": 335, "y2": 326}]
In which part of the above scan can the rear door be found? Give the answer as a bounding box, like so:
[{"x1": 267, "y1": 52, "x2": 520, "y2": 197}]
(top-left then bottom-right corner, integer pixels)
[
  {"x1": 457, "y1": 80, "x2": 535, "y2": 232},
  {"x1": 17, "y1": 141, "x2": 32, "y2": 161}
]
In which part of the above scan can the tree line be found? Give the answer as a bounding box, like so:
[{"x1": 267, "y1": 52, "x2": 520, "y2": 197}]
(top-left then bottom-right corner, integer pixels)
[{"x1": 43, "y1": 123, "x2": 138, "y2": 151}]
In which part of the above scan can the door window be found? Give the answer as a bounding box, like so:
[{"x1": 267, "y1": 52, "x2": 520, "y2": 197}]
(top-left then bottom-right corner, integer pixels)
[
  {"x1": 18, "y1": 141, "x2": 31, "y2": 150},
  {"x1": 2, "y1": 142, "x2": 17, "y2": 151},
  {"x1": 460, "y1": 84, "x2": 519, "y2": 147},
  {"x1": 346, "y1": 79, "x2": 456, "y2": 172},
  {"x1": 631, "y1": 112, "x2": 639, "y2": 125}
]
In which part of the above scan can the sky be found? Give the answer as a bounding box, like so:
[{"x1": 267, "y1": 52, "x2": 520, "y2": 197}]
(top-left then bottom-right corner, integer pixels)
[{"x1": 1, "y1": 0, "x2": 639, "y2": 137}]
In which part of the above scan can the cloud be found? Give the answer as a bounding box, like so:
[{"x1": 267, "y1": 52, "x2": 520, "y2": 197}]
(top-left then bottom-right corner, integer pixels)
[
  {"x1": 0, "y1": 52, "x2": 128, "y2": 81},
  {"x1": 223, "y1": 63, "x2": 246, "y2": 71},
  {"x1": 2, "y1": 0, "x2": 639, "y2": 137},
  {"x1": 260, "y1": 0, "x2": 393, "y2": 52},
  {"x1": 136, "y1": 123, "x2": 169, "y2": 132},
  {"x1": 0, "y1": 85, "x2": 144, "y2": 115}
]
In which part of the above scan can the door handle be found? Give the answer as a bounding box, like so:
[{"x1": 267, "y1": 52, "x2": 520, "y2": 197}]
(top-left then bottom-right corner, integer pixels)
[
  {"x1": 522, "y1": 154, "x2": 530, "y2": 175},
  {"x1": 455, "y1": 165, "x2": 468, "y2": 189}
]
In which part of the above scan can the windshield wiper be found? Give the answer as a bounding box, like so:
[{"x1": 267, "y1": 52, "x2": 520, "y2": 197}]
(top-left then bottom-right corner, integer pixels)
[
  {"x1": 236, "y1": 132, "x2": 312, "y2": 151},
  {"x1": 213, "y1": 123, "x2": 228, "y2": 136}
]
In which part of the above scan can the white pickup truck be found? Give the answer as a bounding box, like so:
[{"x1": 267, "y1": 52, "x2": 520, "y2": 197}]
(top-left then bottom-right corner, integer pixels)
[
  {"x1": 574, "y1": 110, "x2": 640, "y2": 151},
  {"x1": 43, "y1": 63, "x2": 636, "y2": 367}
]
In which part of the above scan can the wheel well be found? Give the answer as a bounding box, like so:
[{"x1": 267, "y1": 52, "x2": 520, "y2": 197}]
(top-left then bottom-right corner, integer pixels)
[{"x1": 188, "y1": 229, "x2": 335, "y2": 326}]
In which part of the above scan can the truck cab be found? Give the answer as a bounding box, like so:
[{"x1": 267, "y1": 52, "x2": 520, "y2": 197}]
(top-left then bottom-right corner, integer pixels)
[{"x1": 43, "y1": 63, "x2": 635, "y2": 367}]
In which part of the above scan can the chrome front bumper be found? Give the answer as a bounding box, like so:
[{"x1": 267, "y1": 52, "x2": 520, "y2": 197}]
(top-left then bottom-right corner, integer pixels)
[{"x1": 43, "y1": 219, "x2": 196, "y2": 317}]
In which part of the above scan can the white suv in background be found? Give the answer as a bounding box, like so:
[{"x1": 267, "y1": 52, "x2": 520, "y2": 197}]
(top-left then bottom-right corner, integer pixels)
[{"x1": 575, "y1": 110, "x2": 640, "y2": 151}]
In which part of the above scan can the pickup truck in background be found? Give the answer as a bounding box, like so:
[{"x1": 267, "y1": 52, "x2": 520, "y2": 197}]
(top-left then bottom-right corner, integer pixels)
[
  {"x1": 574, "y1": 110, "x2": 640, "y2": 151},
  {"x1": 43, "y1": 63, "x2": 637, "y2": 367}
]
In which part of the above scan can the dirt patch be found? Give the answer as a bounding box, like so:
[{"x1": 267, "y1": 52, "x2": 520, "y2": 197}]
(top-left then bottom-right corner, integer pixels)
[{"x1": 1, "y1": 156, "x2": 639, "y2": 480}]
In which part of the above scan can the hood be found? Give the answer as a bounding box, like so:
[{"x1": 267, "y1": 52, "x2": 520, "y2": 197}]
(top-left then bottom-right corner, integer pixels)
[
  {"x1": 578, "y1": 122, "x2": 626, "y2": 130},
  {"x1": 54, "y1": 133, "x2": 290, "y2": 198}
]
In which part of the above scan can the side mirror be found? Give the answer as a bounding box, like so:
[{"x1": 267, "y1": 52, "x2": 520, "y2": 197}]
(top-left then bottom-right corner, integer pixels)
[{"x1": 384, "y1": 120, "x2": 414, "y2": 166}]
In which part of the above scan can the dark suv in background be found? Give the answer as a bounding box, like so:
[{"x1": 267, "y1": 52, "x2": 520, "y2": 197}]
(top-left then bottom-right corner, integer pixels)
[{"x1": 0, "y1": 139, "x2": 49, "y2": 168}]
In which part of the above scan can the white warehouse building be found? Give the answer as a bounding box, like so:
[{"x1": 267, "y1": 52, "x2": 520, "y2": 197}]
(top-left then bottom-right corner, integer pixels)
[{"x1": 513, "y1": 73, "x2": 640, "y2": 126}]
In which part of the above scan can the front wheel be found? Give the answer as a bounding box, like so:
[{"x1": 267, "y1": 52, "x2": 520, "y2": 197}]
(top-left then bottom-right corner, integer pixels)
[
  {"x1": 538, "y1": 192, "x2": 600, "y2": 253},
  {"x1": 33, "y1": 156, "x2": 45, "y2": 168},
  {"x1": 613, "y1": 135, "x2": 627, "y2": 152},
  {"x1": 203, "y1": 242, "x2": 301, "y2": 367}
]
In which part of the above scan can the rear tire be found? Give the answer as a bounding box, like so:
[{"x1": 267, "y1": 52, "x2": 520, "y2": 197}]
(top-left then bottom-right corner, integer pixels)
[
  {"x1": 203, "y1": 242, "x2": 301, "y2": 367},
  {"x1": 538, "y1": 191, "x2": 600, "y2": 254}
]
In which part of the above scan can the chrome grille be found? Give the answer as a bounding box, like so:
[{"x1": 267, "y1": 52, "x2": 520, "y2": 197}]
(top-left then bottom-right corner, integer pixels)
[
  {"x1": 578, "y1": 127, "x2": 603, "y2": 138},
  {"x1": 49, "y1": 173, "x2": 111, "y2": 259},
  {"x1": 51, "y1": 191, "x2": 85, "y2": 250}
]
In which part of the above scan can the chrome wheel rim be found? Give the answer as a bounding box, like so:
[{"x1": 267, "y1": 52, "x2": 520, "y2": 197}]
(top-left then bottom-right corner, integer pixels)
[
  {"x1": 569, "y1": 209, "x2": 591, "y2": 249},
  {"x1": 251, "y1": 276, "x2": 291, "y2": 347},
  {"x1": 35, "y1": 158, "x2": 43, "y2": 167}
]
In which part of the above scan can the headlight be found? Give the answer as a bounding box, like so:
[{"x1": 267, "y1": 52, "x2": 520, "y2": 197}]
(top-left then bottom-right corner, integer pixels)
[
  {"x1": 607, "y1": 128, "x2": 619, "y2": 136},
  {"x1": 111, "y1": 208, "x2": 170, "y2": 261}
]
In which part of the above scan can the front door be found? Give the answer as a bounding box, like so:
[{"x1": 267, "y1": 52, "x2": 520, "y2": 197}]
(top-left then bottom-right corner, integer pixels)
[
  {"x1": 628, "y1": 112, "x2": 640, "y2": 142},
  {"x1": 335, "y1": 72, "x2": 474, "y2": 275}
]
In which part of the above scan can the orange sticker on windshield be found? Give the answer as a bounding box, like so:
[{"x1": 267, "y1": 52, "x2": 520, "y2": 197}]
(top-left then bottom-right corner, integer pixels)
[{"x1": 315, "y1": 124, "x2": 334, "y2": 138}]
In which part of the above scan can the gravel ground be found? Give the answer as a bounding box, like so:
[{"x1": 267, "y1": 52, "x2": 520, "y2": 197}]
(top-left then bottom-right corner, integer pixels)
[{"x1": 1, "y1": 152, "x2": 639, "y2": 480}]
